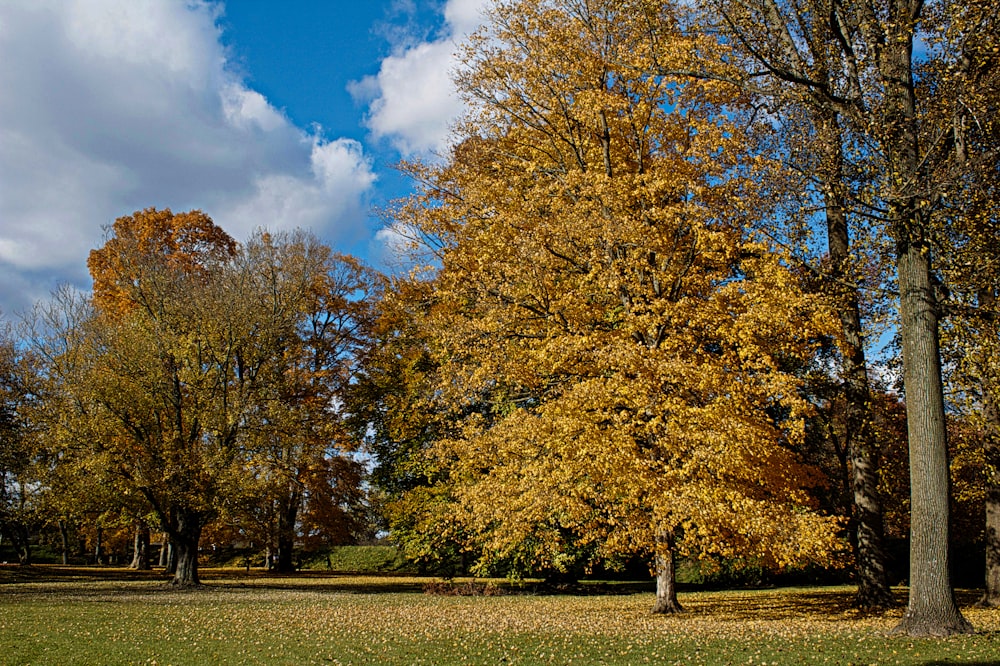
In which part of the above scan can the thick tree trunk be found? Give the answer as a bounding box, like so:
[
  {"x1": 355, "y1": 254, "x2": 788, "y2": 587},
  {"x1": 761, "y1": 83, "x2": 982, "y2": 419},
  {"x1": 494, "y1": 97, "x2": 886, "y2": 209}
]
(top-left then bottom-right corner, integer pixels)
[
  {"x1": 274, "y1": 491, "x2": 300, "y2": 574},
  {"x1": 651, "y1": 530, "x2": 682, "y2": 614},
  {"x1": 275, "y1": 533, "x2": 295, "y2": 574},
  {"x1": 880, "y1": 8, "x2": 972, "y2": 635},
  {"x1": 130, "y1": 523, "x2": 151, "y2": 571},
  {"x1": 891, "y1": 240, "x2": 972, "y2": 636},
  {"x1": 169, "y1": 512, "x2": 203, "y2": 586},
  {"x1": 983, "y1": 484, "x2": 1000, "y2": 607},
  {"x1": 978, "y1": 362, "x2": 1000, "y2": 607},
  {"x1": 817, "y1": 109, "x2": 895, "y2": 609}
]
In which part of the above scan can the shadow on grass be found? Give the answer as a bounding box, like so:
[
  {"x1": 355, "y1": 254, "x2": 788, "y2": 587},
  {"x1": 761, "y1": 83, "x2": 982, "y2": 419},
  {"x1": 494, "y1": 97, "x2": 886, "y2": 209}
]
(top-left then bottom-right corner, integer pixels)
[
  {"x1": 3, "y1": 565, "x2": 990, "y2": 626},
  {"x1": 0, "y1": 565, "x2": 431, "y2": 596},
  {"x1": 0, "y1": 564, "x2": 166, "y2": 584},
  {"x1": 678, "y1": 587, "x2": 863, "y2": 622}
]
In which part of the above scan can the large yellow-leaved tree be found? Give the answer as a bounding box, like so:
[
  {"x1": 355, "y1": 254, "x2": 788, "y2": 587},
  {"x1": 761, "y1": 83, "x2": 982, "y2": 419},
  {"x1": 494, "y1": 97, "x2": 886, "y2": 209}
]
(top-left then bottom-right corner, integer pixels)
[{"x1": 383, "y1": 0, "x2": 843, "y2": 612}]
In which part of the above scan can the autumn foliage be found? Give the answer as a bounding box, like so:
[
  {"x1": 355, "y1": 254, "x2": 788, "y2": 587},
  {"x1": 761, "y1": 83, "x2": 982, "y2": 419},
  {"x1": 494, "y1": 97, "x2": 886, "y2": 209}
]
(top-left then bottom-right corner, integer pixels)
[
  {"x1": 5, "y1": 0, "x2": 1000, "y2": 640},
  {"x1": 361, "y1": 0, "x2": 845, "y2": 610},
  {"x1": 87, "y1": 208, "x2": 238, "y2": 315}
]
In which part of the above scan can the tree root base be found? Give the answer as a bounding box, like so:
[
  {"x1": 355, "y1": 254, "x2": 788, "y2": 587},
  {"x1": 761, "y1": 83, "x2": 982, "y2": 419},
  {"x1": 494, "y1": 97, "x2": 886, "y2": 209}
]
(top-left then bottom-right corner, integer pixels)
[
  {"x1": 650, "y1": 603, "x2": 683, "y2": 615},
  {"x1": 889, "y1": 612, "x2": 975, "y2": 637}
]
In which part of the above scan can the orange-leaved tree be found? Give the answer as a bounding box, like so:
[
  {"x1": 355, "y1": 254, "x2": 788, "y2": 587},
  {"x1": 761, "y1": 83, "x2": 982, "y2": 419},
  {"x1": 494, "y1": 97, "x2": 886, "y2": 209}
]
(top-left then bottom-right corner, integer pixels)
[
  {"x1": 87, "y1": 207, "x2": 238, "y2": 315},
  {"x1": 40, "y1": 211, "x2": 369, "y2": 585}
]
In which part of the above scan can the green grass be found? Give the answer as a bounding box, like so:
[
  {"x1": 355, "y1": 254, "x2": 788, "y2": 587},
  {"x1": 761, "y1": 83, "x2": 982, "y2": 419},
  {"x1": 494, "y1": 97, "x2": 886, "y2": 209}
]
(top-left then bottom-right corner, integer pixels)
[
  {"x1": 302, "y1": 545, "x2": 412, "y2": 573},
  {"x1": 1, "y1": 567, "x2": 998, "y2": 665}
]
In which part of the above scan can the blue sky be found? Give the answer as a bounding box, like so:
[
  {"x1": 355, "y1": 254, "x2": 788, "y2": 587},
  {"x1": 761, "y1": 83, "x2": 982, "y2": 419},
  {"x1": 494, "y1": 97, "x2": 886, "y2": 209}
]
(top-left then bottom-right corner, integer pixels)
[{"x1": 0, "y1": 0, "x2": 488, "y2": 319}]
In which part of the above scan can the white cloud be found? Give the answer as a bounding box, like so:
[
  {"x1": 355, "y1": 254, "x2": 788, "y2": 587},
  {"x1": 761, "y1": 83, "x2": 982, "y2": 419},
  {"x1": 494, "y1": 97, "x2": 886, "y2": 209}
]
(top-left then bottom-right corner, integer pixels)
[
  {"x1": 221, "y1": 85, "x2": 287, "y2": 133},
  {"x1": 352, "y1": 0, "x2": 490, "y2": 157},
  {"x1": 219, "y1": 138, "x2": 377, "y2": 241},
  {"x1": 444, "y1": 0, "x2": 490, "y2": 35},
  {"x1": 0, "y1": 0, "x2": 377, "y2": 318}
]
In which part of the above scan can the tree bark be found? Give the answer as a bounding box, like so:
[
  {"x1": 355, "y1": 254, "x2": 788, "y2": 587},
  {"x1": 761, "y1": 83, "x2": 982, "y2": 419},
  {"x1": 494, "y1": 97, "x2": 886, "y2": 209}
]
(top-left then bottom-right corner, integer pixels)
[
  {"x1": 158, "y1": 532, "x2": 169, "y2": 567},
  {"x1": 169, "y1": 511, "x2": 203, "y2": 586},
  {"x1": 58, "y1": 519, "x2": 70, "y2": 565},
  {"x1": 130, "y1": 523, "x2": 151, "y2": 571},
  {"x1": 651, "y1": 530, "x2": 682, "y2": 614},
  {"x1": 275, "y1": 533, "x2": 295, "y2": 574},
  {"x1": 891, "y1": 240, "x2": 972, "y2": 635},
  {"x1": 3, "y1": 524, "x2": 32, "y2": 566},
  {"x1": 879, "y1": 3, "x2": 972, "y2": 635},
  {"x1": 816, "y1": 109, "x2": 895, "y2": 609},
  {"x1": 93, "y1": 525, "x2": 104, "y2": 565},
  {"x1": 983, "y1": 482, "x2": 1000, "y2": 607},
  {"x1": 164, "y1": 541, "x2": 177, "y2": 575},
  {"x1": 978, "y1": 349, "x2": 1000, "y2": 607},
  {"x1": 274, "y1": 491, "x2": 300, "y2": 574}
]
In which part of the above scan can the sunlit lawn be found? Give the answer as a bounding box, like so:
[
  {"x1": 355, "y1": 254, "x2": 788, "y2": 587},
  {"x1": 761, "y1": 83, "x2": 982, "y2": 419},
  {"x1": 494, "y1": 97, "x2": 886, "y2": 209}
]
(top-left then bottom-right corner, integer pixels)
[{"x1": 1, "y1": 567, "x2": 998, "y2": 665}]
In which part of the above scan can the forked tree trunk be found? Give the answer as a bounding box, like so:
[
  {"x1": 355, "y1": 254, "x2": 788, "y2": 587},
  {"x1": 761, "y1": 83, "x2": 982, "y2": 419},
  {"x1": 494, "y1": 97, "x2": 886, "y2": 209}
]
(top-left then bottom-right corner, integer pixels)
[
  {"x1": 651, "y1": 530, "x2": 682, "y2": 614},
  {"x1": 5, "y1": 525, "x2": 31, "y2": 566}
]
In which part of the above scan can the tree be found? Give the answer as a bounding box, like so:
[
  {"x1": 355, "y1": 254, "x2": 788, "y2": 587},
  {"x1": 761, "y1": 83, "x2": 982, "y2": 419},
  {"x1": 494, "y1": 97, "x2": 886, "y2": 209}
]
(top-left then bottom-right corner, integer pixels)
[
  {"x1": 229, "y1": 231, "x2": 374, "y2": 572},
  {"x1": 694, "y1": 0, "x2": 986, "y2": 636},
  {"x1": 926, "y1": 0, "x2": 1000, "y2": 607},
  {"x1": 0, "y1": 321, "x2": 43, "y2": 565},
  {"x1": 87, "y1": 207, "x2": 237, "y2": 316},
  {"x1": 383, "y1": 0, "x2": 843, "y2": 612},
  {"x1": 38, "y1": 210, "x2": 279, "y2": 584}
]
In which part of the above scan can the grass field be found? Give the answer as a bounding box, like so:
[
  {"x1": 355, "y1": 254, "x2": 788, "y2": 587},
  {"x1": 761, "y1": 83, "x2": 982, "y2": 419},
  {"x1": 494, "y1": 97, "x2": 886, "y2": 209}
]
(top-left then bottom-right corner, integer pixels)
[{"x1": 1, "y1": 567, "x2": 998, "y2": 665}]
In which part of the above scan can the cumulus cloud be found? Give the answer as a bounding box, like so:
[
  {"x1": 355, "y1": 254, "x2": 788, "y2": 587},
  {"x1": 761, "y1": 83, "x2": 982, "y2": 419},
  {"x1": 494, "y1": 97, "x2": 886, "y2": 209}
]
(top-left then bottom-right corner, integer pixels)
[
  {"x1": 351, "y1": 0, "x2": 490, "y2": 156},
  {"x1": 0, "y1": 0, "x2": 376, "y2": 317},
  {"x1": 219, "y1": 138, "x2": 377, "y2": 241}
]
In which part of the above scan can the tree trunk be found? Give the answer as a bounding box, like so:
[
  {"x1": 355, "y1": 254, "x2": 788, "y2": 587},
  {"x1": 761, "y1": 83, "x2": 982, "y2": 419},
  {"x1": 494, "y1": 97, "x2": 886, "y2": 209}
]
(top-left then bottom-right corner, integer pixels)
[
  {"x1": 651, "y1": 530, "x2": 682, "y2": 614},
  {"x1": 169, "y1": 511, "x2": 203, "y2": 586},
  {"x1": 978, "y1": 350, "x2": 1000, "y2": 607},
  {"x1": 275, "y1": 533, "x2": 295, "y2": 574},
  {"x1": 817, "y1": 108, "x2": 895, "y2": 609},
  {"x1": 891, "y1": 239, "x2": 972, "y2": 636},
  {"x1": 983, "y1": 483, "x2": 1000, "y2": 607},
  {"x1": 58, "y1": 519, "x2": 70, "y2": 565},
  {"x1": 93, "y1": 526, "x2": 104, "y2": 565},
  {"x1": 880, "y1": 9, "x2": 972, "y2": 635},
  {"x1": 164, "y1": 541, "x2": 177, "y2": 575},
  {"x1": 274, "y1": 491, "x2": 300, "y2": 574},
  {"x1": 5, "y1": 525, "x2": 32, "y2": 566},
  {"x1": 130, "y1": 523, "x2": 151, "y2": 571}
]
